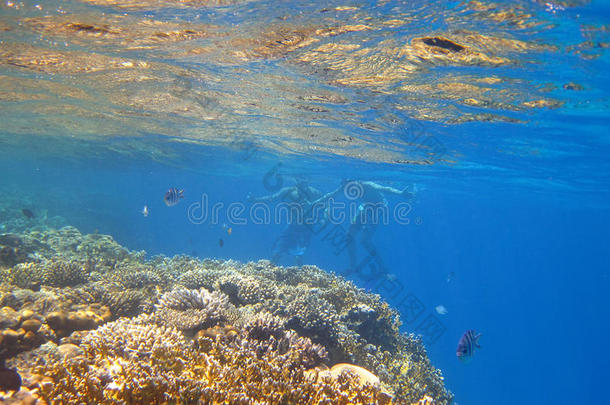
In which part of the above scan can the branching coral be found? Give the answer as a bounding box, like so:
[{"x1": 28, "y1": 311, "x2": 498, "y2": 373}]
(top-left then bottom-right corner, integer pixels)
[
  {"x1": 195, "y1": 329, "x2": 386, "y2": 404},
  {"x1": 30, "y1": 316, "x2": 389, "y2": 404},
  {"x1": 33, "y1": 315, "x2": 204, "y2": 404},
  {"x1": 111, "y1": 266, "x2": 165, "y2": 289},
  {"x1": 7, "y1": 259, "x2": 89, "y2": 289},
  {"x1": 156, "y1": 286, "x2": 228, "y2": 311},
  {"x1": 226, "y1": 314, "x2": 328, "y2": 371},
  {"x1": 178, "y1": 268, "x2": 218, "y2": 290},
  {"x1": 87, "y1": 285, "x2": 149, "y2": 319},
  {"x1": 218, "y1": 273, "x2": 278, "y2": 305},
  {"x1": 281, "y1": 289, "x2": 344, "y2": 347},
  {"x1": 243, "y1": 311, "x2": 285, "y2": 341}
]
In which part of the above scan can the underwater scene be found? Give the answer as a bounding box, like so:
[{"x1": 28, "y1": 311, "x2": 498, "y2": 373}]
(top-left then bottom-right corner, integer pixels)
[{"x1": 1, "y1": 0, "x2": 609, "y2": 404}]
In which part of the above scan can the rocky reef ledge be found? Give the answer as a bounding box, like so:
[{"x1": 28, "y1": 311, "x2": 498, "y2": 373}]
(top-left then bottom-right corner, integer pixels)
[{"x1": 0, "y1": 226, "x2": 452, "y2": 404}]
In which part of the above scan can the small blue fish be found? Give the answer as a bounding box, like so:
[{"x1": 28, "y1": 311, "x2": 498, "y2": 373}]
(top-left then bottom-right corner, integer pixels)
[
  {"x1": 456, "y1": 329, "x2": 481, "y2": 363},
  {"x1": 164, "y1": 188, "x2": 184, "y2": 207}
]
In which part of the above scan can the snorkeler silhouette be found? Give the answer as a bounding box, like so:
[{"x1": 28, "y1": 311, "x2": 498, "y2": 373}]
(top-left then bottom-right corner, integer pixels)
[
  {"x1": 247, "y1": 179, "x2": 332, "y2": 265},
  {"x1": 343, "y1": 180, "x2": 415, "y2": 273}
]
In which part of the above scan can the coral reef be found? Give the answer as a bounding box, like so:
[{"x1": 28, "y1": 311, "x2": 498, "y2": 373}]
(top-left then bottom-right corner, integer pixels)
[
  {"x1": 0, "y1": 225, "x2": 452, "y2": 404},
  {"x1": 6, "y1": 259, "x2": 89, "y2": 290},
  {"x1": 88, "y1": 284, "x2": 151, "y2": 319},
  {"x1": 243, "y1": 312, "x2": 285, "y2": 341},
  {"x1": 11, "y1": 315, "x2": 386, "y2": 404},
  {"x1": 0, "y1": 235, "x2": 30, "y2": 268},
  {"x1": 45, "y1": 303, "x2": 112, "y2": 338},
  {"x1": 0, "y1": 306, "x2": 54, "y2": 361},
  {"x1": 0, "y1": 196, "x2": 68, "y2": 236},
  {"x1": 217, "y1": 273, "x2": 278, "y2": 305},
  {"x1": 0, "y1": 233, "x2": 54, "y2": 268},
  {"x1": 151, "y1": 287, "x2": 238, "y2": 333}
]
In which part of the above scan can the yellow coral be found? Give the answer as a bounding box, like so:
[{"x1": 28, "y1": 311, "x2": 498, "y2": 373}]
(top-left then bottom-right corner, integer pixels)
[{"x1": 32, "y1": 316, "x2": 392, "y2": 404}]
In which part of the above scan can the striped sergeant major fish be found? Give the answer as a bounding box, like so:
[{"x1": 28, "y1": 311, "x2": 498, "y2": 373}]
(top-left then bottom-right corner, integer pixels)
[
  {"x1": 456, "y1": 329, "x2": 481, "y2": 363},
  {"x1": 164, "y1": 188, "x2": 184, "y2": 207}
]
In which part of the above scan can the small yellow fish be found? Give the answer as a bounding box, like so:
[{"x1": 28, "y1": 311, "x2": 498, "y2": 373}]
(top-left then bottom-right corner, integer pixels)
[{"x1": 227, "y1": 227, "x2": 232, "y2": 236}]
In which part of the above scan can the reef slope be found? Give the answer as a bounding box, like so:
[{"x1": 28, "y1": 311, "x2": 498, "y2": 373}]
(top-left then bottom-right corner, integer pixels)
[{"x1": 0, "y1": 226, "x2": 451, "y2": 404}]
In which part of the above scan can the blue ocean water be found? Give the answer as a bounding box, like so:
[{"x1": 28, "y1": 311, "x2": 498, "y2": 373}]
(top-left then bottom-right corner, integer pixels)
[{"x1": 1, "y1": 0, "x2": 609, "y2": 403}]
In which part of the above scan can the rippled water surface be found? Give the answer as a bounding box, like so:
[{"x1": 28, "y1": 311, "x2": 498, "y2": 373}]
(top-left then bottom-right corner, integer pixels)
[{"x1": 1, "y1": 0, "x2": 609, "y2": 403}]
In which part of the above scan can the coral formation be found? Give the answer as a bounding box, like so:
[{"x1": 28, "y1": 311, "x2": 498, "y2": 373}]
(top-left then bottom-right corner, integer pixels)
[
  {"x1": 243, "y1": 312, "x2": 285, "y2": 341},
  {"x1": 89, "y1": 285, "x2": 150, "y2": 319},
  {"x1": 151, "y1": 287, "x2": 237, "y2": 333},
  {"x1": 16, "y1": 315, "x2": 385, "y2": 404},
  {"x1": 6, "y1": 259, "x2": 89, "y2": 290},
  {"x1": 324, "y1": 363, "x2": 381, "y2": 387},
  {"x1": 45, "y1": 304, "x2": 112, "y2": 338},
  {"x1": 217, "y1": 273, "x2": 278, "y2": 305},
  {"x1": 0, "y1": 225, "x2": 452, "y2": 404},
  {"x1": 0, "y1": 306, "x2": 54, "y2": 361},
  {"x1": 0, "y1": 235, "x2": 31, "y2": 267}
]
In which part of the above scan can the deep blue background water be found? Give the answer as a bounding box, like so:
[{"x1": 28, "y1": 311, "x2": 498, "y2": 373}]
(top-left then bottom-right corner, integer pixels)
[{"x1": 2, "y1": 135, "x2": 608, "y2": 404}]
